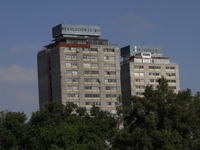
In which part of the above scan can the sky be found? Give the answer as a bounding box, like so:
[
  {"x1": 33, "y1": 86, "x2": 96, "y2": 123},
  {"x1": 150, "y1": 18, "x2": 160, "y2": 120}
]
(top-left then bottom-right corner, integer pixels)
[{"x1": 0, "y1": 0, "x2": 200, "y2": 119}]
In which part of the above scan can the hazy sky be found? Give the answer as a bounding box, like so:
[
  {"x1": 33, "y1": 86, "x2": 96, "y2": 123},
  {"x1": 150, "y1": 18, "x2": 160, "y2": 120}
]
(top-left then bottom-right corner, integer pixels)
[{"x1": 0, "y1": 0, "x2": 199, "y2": 118}]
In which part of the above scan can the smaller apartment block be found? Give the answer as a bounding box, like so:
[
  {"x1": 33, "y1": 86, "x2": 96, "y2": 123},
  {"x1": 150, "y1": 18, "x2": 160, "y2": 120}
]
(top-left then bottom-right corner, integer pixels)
[{"x1": 120, "y1": 45, "x2": 180, "y2": 106}]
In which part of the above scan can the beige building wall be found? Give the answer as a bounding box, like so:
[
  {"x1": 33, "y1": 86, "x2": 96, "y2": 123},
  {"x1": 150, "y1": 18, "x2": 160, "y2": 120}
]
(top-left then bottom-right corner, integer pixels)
[
  {"x1": 37, "y1": 50, "x2": 52, "y2": 109},
  {"x1": 38, "y1": 43, "x2": 121, "y2": 113},
  {"x1": 121, "y1": 62, "x2": 180, "y2": 106}
]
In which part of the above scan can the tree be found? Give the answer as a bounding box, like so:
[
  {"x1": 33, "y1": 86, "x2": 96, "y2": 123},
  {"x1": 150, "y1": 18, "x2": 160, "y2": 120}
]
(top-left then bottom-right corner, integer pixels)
[
  {"x1": 111, "y1": 76, "x2": 200, "y2": 150},
  {"x1": 25, "y1": 102, "x2": 118, "y2": 150},
  {"x1": 0, "y1": 111, "x2": 27, "y2": 150}
]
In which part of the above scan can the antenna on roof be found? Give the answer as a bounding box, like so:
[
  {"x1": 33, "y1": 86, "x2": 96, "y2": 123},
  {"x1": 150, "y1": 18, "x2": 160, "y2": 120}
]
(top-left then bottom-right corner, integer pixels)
[
  {"x1": 139, "y1": 33, "x2": 146, "y2": 46},
  {"x1": 141, "y1": 41, "x2": 147, "y2": 46}
]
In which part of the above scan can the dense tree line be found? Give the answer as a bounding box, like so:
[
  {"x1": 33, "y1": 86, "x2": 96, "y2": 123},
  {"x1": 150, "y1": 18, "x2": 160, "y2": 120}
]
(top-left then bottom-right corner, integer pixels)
[
  {"x1": 0, "y1": 76, "x2": 200, "y2": 149},
  {"x1": 112, "y1": 77, "x2": 200, "y2": 150},
  {"x1": 0, "y1": 103, "x2": 118, "y2": 150}
]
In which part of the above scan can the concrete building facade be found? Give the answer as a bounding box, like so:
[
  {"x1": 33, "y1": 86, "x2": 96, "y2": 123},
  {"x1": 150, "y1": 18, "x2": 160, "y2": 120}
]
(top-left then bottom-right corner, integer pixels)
[
  {"x1": 120, "y1": 45, "x2": 180, "y2": 106},
  {"x1": 37, "y1": 24, "x2": 121, "y2": 113}
]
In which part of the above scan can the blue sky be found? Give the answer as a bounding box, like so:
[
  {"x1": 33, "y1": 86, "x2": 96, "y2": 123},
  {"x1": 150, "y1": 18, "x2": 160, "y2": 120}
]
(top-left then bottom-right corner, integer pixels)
[{"x1": 0, "y1": 0, "x2": 200, "y2": 118}]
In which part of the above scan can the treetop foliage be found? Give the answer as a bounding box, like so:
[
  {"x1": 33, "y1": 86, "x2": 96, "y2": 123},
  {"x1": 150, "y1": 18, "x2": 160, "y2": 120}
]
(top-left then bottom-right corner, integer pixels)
[
  {"x1": 0, "y1": 76, "x2": 200, "y2": 149},
  {"x1": 111, "y1": 76, "x2": 200, "y2": 150}
]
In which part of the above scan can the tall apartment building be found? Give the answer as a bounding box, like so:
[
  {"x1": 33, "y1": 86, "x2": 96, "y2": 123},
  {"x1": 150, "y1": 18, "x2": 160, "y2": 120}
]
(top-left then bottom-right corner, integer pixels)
[
  {"x1": 120, "y1": 45, "x2": 180, "y2": 106},
  {"x1": 37, "y1": 24, "x2": 121, "y2": 114}
]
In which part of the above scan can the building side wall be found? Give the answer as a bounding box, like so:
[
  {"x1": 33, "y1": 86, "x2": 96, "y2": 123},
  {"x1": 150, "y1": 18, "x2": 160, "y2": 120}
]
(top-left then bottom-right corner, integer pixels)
[
  {"x1": 37, "y1": 50, "x2": 52, "y2": 109},
  {"x1": 120, "y1": 45, "x2": 130, "y2": 57},
  {"x1": 120, "y1": 63, "x2": 132, "y2": 107},
  {"x1": 173, "y1": 64, "x2": 180, "y2": 91},
  {"x1": 121, "y1": 62, "x2": 180, "y2": 107},
  {"x1": 50, "y1": 46, "x2": 62, "y2": 103},
  {"x1": 129, "y1": 62, "x2": 180, "y2": 96}
]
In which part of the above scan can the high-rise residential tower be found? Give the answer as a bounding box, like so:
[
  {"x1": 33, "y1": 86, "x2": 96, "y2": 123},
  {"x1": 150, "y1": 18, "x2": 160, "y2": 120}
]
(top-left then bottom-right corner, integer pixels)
[
  {"x1": 37, "y1": 24, "x2": 121, "y2": 114},
  {"x1": 120, "y1": 45, "x2": 180, "y2": 106}
]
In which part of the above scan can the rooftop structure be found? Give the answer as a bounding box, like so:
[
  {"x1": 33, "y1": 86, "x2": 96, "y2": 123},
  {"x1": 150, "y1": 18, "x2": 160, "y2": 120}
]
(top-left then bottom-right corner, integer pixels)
[{"x1": 121, "y1": 45, "x2": 163, "y2": 61}]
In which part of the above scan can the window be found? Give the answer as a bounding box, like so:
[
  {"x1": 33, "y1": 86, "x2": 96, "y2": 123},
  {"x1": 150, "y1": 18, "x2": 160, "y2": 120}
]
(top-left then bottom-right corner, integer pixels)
[
  {"x1": 134, "y1": 65, "x2": 144, "y2": 69},
  {"x1": 67, "y1": 94, "x2": 79, "y2": 97},
  {"x1": 104, "y1": 56, "x2": 115, "y2": 60},
  {"x1": 167, "y1": 80, "x2": 176, "y2": 83},
  {"x1": 71, "y1": 62, "x2": 77, "y2": 66},
  {"x1": 134, "y1": 72, "x2": 144, "y2": 76},
  {"x1": 150, "y1": 79, "x2": 158, "y2": 83},
  {"x1": 143, "y1": 53, "x2": 150, "y2": 56},
  {"x1": 103, "y1": 48, "x2": 114, "y2": 52},
  {"x1": 136, "y1": 85, "x2": 145, "y2": 89},
  {"x1": 136, "y1": 92, "x2": 144, "y2": 96},
  {"x1": 84, "y1": 71, "x2": 99, "y2": 74},
  {"x1": 65, "y1": 55, "x2": 77, "y2": 59},
  {"x1": 83, "y1": 48, "x2": 90, "y2": 51},
  {"x1": 106, "y1": 102, "x2": 119, "y2": 106},
  {"x1": 149, "y1": 72, "x2": 161, "y2": 76},
  {"x1": 64, "y1": 47, "x2": 70, "y2": 50},
  {"x1": 91, "y1": 56, "x2": 98, "y2": 59},
  {"x1": 166, "y1": 66, "x2": 175, "y2": 70},
  {"x1": 83, "y1": 55, "x2": 98, "y2": 59},
  {"x1": 83, "y1": 63, "x2": 90, "y2": 67},
  {"x1": 85, "y1": 94, "x2": 100, "y2": 98},
  {"x1": 66, "y1": 70, "x2": 77, "y2": 74},
  {"x1": 106, "y1": 94, "x2": 117, "y2": 98},
  {"x1": 64, "y1": 47, "x2": 77, "y2": 51},
  {"x1": 66, "y1": 78, "x2": 78, "y2": 82},
  {"x1": 90, "y1": 48, "x2": 98, "y2": 51},
  {"x1": 86, "y1": 102, "x2": 100, "y2": 105},
  {"x1": 66, "y1": 63, "x2": 71, "y2": 66},
  {"x1": 135, "y1": 79, "x2": 144, "y2": 82},
  {"x1": 91, "y1": 63, "x2": 98, "y2": 67},
  {"x1": 105, "y1": 87, "x2": 117, "y2": 90},
  {"x1": 104, "y1": 64, "x2": 115, "y2": 67},
  {"x1": 84, "y1": 78, "x2": 99, "y2": 82},
  {"x1": 83, "y1": 48, "x2": 98, "y2": 51},
  {"x1": 105, "y1": 71, "x2": 116, "y2": 75},
  {"x1": 67, "y1": 86, "x2": 78, "y2": 90},
  {"x1": 66, "y1": 39, "x2": 86, "y2": 44},
  {"x1": 66, "y1": 62, "x2": 77, "y2": 66},
  {"x1": 166, "y1": 73, "x2": 176, "y2": 76},
  {"x1": 83, "y1": 63, "x2": 98, "y2": 67},
  {"x1": 169, "y1": 86, "x2": 176, "y2": 89},
  {"x1": 83, "y1": 55, "x2": 90, "y2": 59},
  {"x1": 149, "y1": 66, "x2": 161, "y2": 69},
  {"x1": 105, "y1": 79, "x2": 116, "y2": 82},
  {"x1": 85, "y1": 86, "x2": 99, "y2": 90},
  {"x1": 72, "y1": 55, "x2": 77, "y2": 58},
  {"x1": 67, "y1": 101, "x2": 80, "y2": 106}
]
